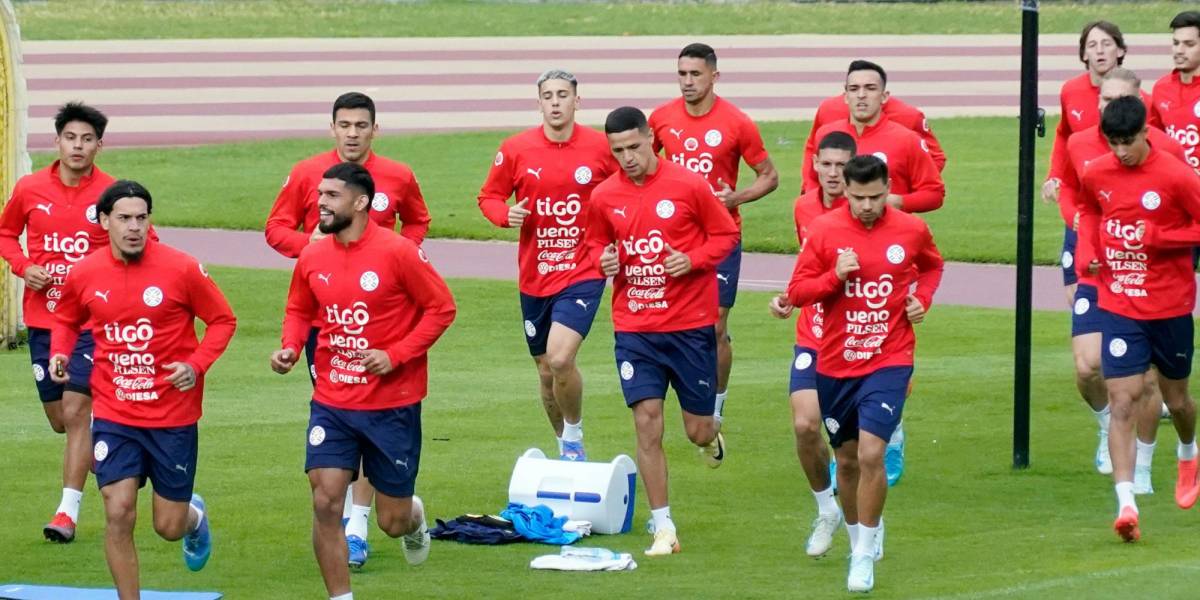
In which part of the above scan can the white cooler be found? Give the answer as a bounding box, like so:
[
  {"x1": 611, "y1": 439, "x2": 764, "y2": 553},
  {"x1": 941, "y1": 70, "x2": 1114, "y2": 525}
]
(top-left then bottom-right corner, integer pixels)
[{"x1": 507, "y1": 448, "x2": 638, "y2": 534}]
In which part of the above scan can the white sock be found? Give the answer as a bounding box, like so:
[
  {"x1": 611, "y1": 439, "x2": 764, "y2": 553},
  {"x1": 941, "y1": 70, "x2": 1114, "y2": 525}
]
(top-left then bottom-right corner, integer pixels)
[
  {"x1": 189, "y1": 503, "x2": 204, "y2": 534},
  {"x1": 1179, "y1": 441, "x2": 1198, "y2": 460},
  {"x1": 57, "y1": 488, "x2": 83, "y2": 522},
  {"x1": 346, "y1": 504, "x2": 371, "y2": 540},
  {"x1": 650, "y1": 506, "x2": 675, "y2": 533},
  {"x1": 1094, "y1": 405, "x2": 1111, "y2": 431},
  {"x1": 1115, "y1": 481, "x2": 1137, "y2": 512},
  {"x1": 562, "y1": 420, "x2": 583, "y2": 443},
  {"x1": 330, "y1": 593, "x2": 353, "y2": 600},
  {"x1": 342, "y1": 485, "x2": 354, "y2": 521},
  {"x1": 854, "y1": 524, "x2": 877, "y2": 557},
  {"x1": 889, "y1": 421, "x2": 905, "y2": 446},
  {"x1": 846, "y1": 522, "x2": 860, "y2": 549},
  {"x1": 714, "y1": 391, "x2": 727, "y2": 425},
  {"x1": 813, "y1": 486, "x2": 839, "y2": 516},
  {"x1": 1135, "y1": 439, "x2": 1156, "y2": 470}
]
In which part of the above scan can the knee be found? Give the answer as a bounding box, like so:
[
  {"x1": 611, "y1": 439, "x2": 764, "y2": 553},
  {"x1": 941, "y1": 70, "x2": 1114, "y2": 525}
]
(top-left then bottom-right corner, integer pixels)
[
  {"x1": 793, "y1": 410, "x2": 822, "y2": 441},
  {"x1": 153, "y1": 514, "x2": 187, "y2": 541},
  {"x1": 48, "y1": 418, "x2": 66, "y2": 434},
  {"x1": 311, "y1": 487, "x2": 343, "y2": 520},
  {"x1": 377, "y1": 507, "x2": 414, "y2": 538},
  {"x1": 1074, "y1": 354, "x2": 1100, "y2": 382},
  {"x1": 545, "y1": 351, "x2": 575, "y2": 377},
  {"x1": 103, "y1": 497, "x2": 137, "y2": 531},
  {"x1": 685, "y1": 420, "x2": 716, "y2": 446}
]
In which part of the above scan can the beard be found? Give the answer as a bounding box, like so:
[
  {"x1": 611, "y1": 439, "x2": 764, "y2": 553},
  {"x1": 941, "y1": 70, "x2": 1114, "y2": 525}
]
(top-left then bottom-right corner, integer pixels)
[{"x1": 318, "y1": 212, "x2": 352, "y2": 234}]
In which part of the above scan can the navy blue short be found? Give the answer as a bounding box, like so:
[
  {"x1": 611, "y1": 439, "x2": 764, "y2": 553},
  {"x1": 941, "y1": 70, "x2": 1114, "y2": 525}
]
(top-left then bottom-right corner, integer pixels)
[
  {"x1": 28, "y1": 327, "x2": 94, "y2": 403},
  {"x1": 789, "y1": 345, "x2": 818, "y2": 393},
  {"x1": 1070, "y1": 284, "x2": 1102, "y2": 337},
  {"x1": 91, "y1": 417, "x2": 198, "y2": 502},
  {"x1": 613, "y1": 326, "x2": 717, "y2": 415},
  {"x1": 1060, "y1": 227, "x2": 1078, "y2": 287},
  {"x1": 815, "y1": 366, "x2": 912, "y2": 449},
  {"x1": 519, "y1": 278, "x2": 605, "y2": 356},
  {"x1": 304, "y1": 326, "x2": 319, "y2": 386},
  {"x1": 716, "y1": 239, "x2": 742, "y2": 309},
  {"x1": 305, "y1": 400, "x2": 422, "y2": 498},
  {"x1": 1099, "y1": 309, "x2": 1194, "y2": 380}
]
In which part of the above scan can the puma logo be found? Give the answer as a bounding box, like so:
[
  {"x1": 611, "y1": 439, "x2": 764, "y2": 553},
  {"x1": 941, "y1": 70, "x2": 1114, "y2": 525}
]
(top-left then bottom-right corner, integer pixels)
[
  {"x1": 669, "y1": 128, "x2": 683, "y2": 139},
  {"x1": 174, "y1": 464, "x2": 188, "y2": 474},
  {"x1": 1098, "y1": 190, "x2": 1113, "y2": 202},
  {"x1": 1070, "y1": 109, "x2": 1084, "y2": 121},
  {"x1": 575, "y1": 299, "x2": 590, "y2": 310},
  {"x1": 94, "y1": 290, "x2": 111, "y2": 303},
  {"x1": 613, "y1": 207, "x2": 627, "y2": 218},
  {"x1": 317, "y1": 273, "x2": 332, "y2": 285},
  {"x1": 716, "y1": 273, "x2": 730, "y2": 284},
  {"x1": 35, "y1": 203, "x2": 52, "y2": 215},
  {"x1": 395, "y1": 458, "x2": 409, "y2": 470},
  {"x1": 698, "y1": 379, "x2": 710, "y2": 388},
  {"x1": 881, "y1": 403, "x2": 895, "y2": 416},
  {"x1": 527, "y1": 167, "x2": 543, "y2": 180},
  {"x1": 1161, "y1": 101, "x2": 1172, "y2": 111}
]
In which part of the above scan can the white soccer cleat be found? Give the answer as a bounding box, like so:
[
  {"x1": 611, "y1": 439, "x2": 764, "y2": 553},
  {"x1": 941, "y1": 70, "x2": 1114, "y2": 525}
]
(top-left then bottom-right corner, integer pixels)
[
  {"x1": 874, "y1": 518, "x2": 885, "y2": 561},
  {"x1": 401, "y1": 496, "x2": 431, "y2": 565},
  {"x1": 806, "y1": 511, "x2": 842, "y2": 557},
  {"x1": 1096, "y1": 429, "x2": 1113, "y2": 475},
  {"x1": 1133, "y1": 465, "x2": 1154, "y2": 495},
  {"x1": 644, "y1": 528, "x2": 680, "y2": 556},
  {"x1": 847, "y1": 553, "x2": 875, "y2": 592},
  {"x1": 700, "y1": 432, "x2": 725, "y2": 469}
]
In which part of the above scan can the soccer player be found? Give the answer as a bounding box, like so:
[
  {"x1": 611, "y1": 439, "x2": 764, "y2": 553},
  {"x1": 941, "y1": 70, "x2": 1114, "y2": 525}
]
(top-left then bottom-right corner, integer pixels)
[
  {"x1": 265, "y1": 91, "x2": 431, "y2": 567},
  {"x1": 1075, "y1": 96, "x2": 1200, "y2": 542},
  {"x1": 0, "y1": 102, "x2": 113, "y2": 543},
  {"x1": 270, "y1": 163, "x2": 455, "y2": 600},
  {"x1": 787, "y1": 155, "x2": 943, "y2": 592},
  {"x1": 806, "y1": 59, "x2": 946, "y2": 485},
  {"x1": 769, "y1": 131, "x2": 855, "y2": 557},
  {"x1": 1149, "y1": 11, "x2": 1200, "y2": 175},
  {"x1": 476, "y1": 69, "x2": 617, "y2": 461},
  {"x1": 1060, "y1": 69, "x2": 1186, "y2": 489},
  {"x1": 648, "y1": 43, "x2": 779, "y2": 427},
  {"x1": 586, "y1": 106, "x2": 739, "y2": 556},
  {"x1": 48, "y1": 180, "x2": 236, "y2": 600}
]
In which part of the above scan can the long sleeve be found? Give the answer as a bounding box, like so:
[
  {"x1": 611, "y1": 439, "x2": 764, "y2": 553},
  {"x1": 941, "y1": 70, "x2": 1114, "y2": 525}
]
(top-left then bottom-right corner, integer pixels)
[
  {"x1": 397, "y1": 173, "x2": 432, "y2": 244},
  {"x1": 801, "y1": 120, "x2": 823, "y2": 195},
  {"x1": 584, "y1": 192, "x2": 616, "y2": 277},
  {"x1": 1074, "y1": 176, "x2": 1103, "y2": 280},
  {"x1": 1058, "y1": 146, "x2": 1081, "y2": 227},
  {"x1": 786, "y1": 227, "x2": 842, "y2": 307},
  {"x1": 183, "y1": 262, "x2": 237, "y2": 375},
  {"x1": 384, "y1": 245, "x2": 457, "y2": 367},
  {"x1": 477, "y1": 142, "x2": 517, "y2": 228},
  {"x1": 685, "y1": 183, "x2": 740, "y2": 271},
  {"x1": 1142, "y1": 173, "x2": 1200, "y2": 248},
  {"x1": 1047, "y1": 87, "x2": 1074, "y2": 182},
  {"x1": 281, "y1": 258, "x2": 318, "y2": 354},
  {"x1": 911, "y1": 223, "x2": 945, "y2": 309},
  {"x1": 0, "y1": 183, "x2": 31, "y2": 277},
  {"x1": 896, "y1": 144, "x2": 945, "y2": 213},
  {"x1": 913, "y1": 109, "x2": 947, "y2": 172},
  {"x1": 49, "y1": 271, "x2": 86, "y2": 359},
  {"x1": 264, "y1": 164, "x2": 312, "y2": 258}
]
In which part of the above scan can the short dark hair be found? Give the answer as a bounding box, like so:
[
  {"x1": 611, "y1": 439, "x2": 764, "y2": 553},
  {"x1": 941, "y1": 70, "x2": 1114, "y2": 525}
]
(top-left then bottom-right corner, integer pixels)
[
  {"x1": 54, "y1": 102, "x2": 108, "y2": 138},
  {"x1": 1171, "y1": 11, "x2": 1200, "y2": 32},
  {"x1": 332, "y1": 92, "x2": 376, "y2": 123},
  {"x1": 817, "y1": 131, "x2": 857, "y2": 155},
  {"x1": 1100, "y1": 95, "x2": 1147, "y2": 140},
  {"x1": 97, "y1": 180, "x2": 152, "y2": 216},
  {"x1": 322, "y1": 162, "x2": 375, "y2": 201},
  {"x1": 847, "y1": 60, "x2": 887, "y2": 87},
  {"x1": 678, "y1": 43, "x2": 717, "y2": 69},
  {"x1": 604, "y1": 106, "x2": 649, "y2": 135},
  {"x1": 1079, "y1": 21, "x2": 1127, "y2": 67},
  {"x1": 843, "y1": 155, "x2": 889, "y2": 187}
]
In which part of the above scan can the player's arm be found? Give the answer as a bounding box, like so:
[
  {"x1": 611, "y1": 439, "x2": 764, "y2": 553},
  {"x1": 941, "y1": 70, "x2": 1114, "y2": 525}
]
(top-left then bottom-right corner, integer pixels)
[
  {"x1": 800, "y1": 106, "x2": 827, "y2": 194},
  {"x1": 476, "y1": 142, "x2": 523, "y2": 228},
  {"x1": 891, "y1": 141, "x2": 945, "y2": 213},
  {"x1": 717, "y1": 119, "x2": 778, "y2": 207},
  {"x1": 0, "y1": 182, "x2": 37, "y2": 280},
  {"x1": 1158, "y1": 129, "x2": 1190, "y2": 166},
  {"x1": 48, "y1": 272, "x2": 87, "y2": 381},
  {"x1": 785, "y1": 227, "x2": 843, "y2": 307},
  {"x1": 685, "y1": 183, "x2": 740, "y2": 271},
  {"x1": 396, "y1": 172, "x2": 432, "y2": 245},
  {"x1": 264, "y1": 164, "x2": 313, "y2": 258},
  {"x1": 584, "y1": 192, "x2": 618, "y2": 277},
  {"x1": 1074, "y1": 174, "x2": 1103, "y2": 278},
  {"x1": 381, "y1": 245, "x2": 457, "y2": 369},
  {"x1": 1057, "y1": 145, "x2": 1082, "y2": 228},
  {"x1": 1043, "y1": 92, "x2": 1072, "y2": 200},
  {"x1": 180, "y1": 262, "x2": 238, "y2": 376},
  {"x1": 912, "y1": 109, "x2": 947, "y2": 172},
  {"x1": 1140, "y1": 173, "x2": 1200, "y2": 248},
  {"x1": 649, "y1": 112, "x2": 665, "y2": 155},
  {"x1": 1147, "y1": 89, "x2": 1163, "y2": 129},
  {"x1": 909, "y1": 223, "x2": 945, "y2": 312}
]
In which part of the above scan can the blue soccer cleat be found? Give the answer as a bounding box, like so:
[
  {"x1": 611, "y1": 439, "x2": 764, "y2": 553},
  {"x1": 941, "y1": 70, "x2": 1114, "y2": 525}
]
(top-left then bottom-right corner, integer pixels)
[
  {"x1": 560, "y1": 439, "x2": 586, "y2": 462},
  {"x1": 885, "y1": 425, "x2": 905, "y2": 487},
  {"x1": 347, "y1": 534, "x2": 369, "y2": 569},
  {"x1": 829, "y1": 459, "x2": 838, "y2": 494},
  {"x1": 182, "y1": 494, "x2": 211, "y2": 572}
]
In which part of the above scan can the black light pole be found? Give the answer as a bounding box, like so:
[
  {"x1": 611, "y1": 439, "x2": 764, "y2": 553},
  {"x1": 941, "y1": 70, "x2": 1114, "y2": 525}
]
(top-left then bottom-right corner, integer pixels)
[{"x1": 1014, "y1": 0, "x2": 1041, "y2": 469}]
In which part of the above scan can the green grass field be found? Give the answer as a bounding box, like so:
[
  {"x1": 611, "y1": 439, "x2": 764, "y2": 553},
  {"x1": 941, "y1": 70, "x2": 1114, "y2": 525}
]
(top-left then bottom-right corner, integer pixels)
[
  {"x1": 33, "y1": 116, "x2": 1067, "y2": 265},
  {"x1": 1, "y1": 268, "x2": 1199, "y2": 598},
  {"x1": 12, "y1": 1, "x2": 1180, "y2": 39}
]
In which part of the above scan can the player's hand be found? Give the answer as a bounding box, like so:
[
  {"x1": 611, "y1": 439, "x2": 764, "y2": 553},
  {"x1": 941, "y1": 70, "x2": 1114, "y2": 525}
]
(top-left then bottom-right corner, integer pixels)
[
  {"x1": 163, "y1": 361, "x2": 198, "y2": 392},
  {"x1": 714, "y1": 178, "x2": 737, "y2": 210},
  {"x1": 835, "y1": 249, "x2": 860, "y2": 281},
  {"x1": 309, "y1": 228, "x2": 327, "y2": 244},
  {"x1": 23, "y1": 265, "x2": 51, "y2": 291},
  {"x1": 508, "y1": 198, "x2": 531, "y2": 228},
  {"x1": 360, "y1": 349, "x2": 394, "y2": 375},
  {"x1": 905, "y1": 295, "x2": 927, "y2": 324},
  {"x1": 886, "y1": 194, "x2": 905, "y2": 210},
  {"x1": 1041, "y1": 178, "x2": 1060, "y2": 203},
  {"x1": 49, "y1": 354, "x2": 69, "y2": 383},
  {"x1": 1087, "y1": 259, "x2": 1100, "y2": 276},
  {"x1": 599, "y1": 244, "x2": 619, "y2": 277},
  {"x1": 270, "y1": 348, "x2": 297, "y2": 374},
  {"x1": 663, "y1": 243, "x2": 692, "y2": 277},
  {"x1": 768, "y1": 293, "x2": 794, "y2": 319}
]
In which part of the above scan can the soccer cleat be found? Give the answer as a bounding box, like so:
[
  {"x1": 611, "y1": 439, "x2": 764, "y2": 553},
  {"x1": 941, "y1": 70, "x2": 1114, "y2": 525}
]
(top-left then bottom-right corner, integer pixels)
[
  {"x1": 644, "y1": 528, "x2": 681, "y2": 556},
  {"x1": 806, "y1": 511, "x2": 842, "y2": 557},
  {"x1": 829, "y1": 459, "x2": 838, "y2": 494},
  {"x1": 560, "y1": 439, "x2": 586, "y2": 462},
  {"x1": 182, "y1": 494, "x2": 212, "y2": 571},
  {"x1": 885, "y1": 438, "x2": 904, "y2": 487},
  {"x1": 874, "y1": 518, "x2": 885, "y2": 561},
  {"x1": 1095, "y1": 430, "x2": 1113, "y2": 475},
  {"x1": 347, "y1": 534, "x2": 369, "y2": 569},
  {"x1": 1133, "y1": 464, "x2": 1154, "y2": 495},
  {"x1": 847, "y1": 553, "x2": 875, "y2": 592},
  {"x1": 700, "y1": 432, "x2": 725, "y2": 468},
  {"x1": 402, "y1": 496, "x2": 431, "y2": 566},
  {"x1": 43, "y1": 512, "x2": 76, "y2": 543},
  {"x1": 1113, "y1": 506, "x2": 1140, "y2": 542},
  {"x1": 1175, "y1": 458, "x2": 1200, "y2": 509}
]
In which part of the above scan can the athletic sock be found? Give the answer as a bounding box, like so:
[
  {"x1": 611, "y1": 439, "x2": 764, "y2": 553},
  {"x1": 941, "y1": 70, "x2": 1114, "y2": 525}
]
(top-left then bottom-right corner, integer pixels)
[
  {"x1": 650, "y1": 506, "x2": 675, "y2": 533},
  {"x1": 889, "y1": 421, "x2": 905, "y2": 446},
  {"x1": 57, "y1": 488, "x2": 83, "y2": 522},
  {"x1": 342, "y1": 484, "x2": 354, "y2": 522},
  {"x1": 330, "y1": 593, "x2": 353, "y2": 600},
  {"x1": 562, "y1": 420, "x2": 583, "y2": 443},
  {"x1": 813, "y1": 486, "x2": 839, "y2": 516},
  {"x1": 346, "y1": 504, "x2": 371, "y2": 540},
  {"x1": 1178, "y1": 440, "x2": 1198, "y2": 461},
  {"x1": 1115, "y1": 481, "x2": 1137, "y2": 512},
  {"x1": 846, "y1": 522, "x2": 860, "y2": 549},
  {"x1": 854, "y1": 524, "x2": 877, "y2": 558},
  {"x1": 1094, "y1": 405, "x2": 1111, "y2": 432},
  {"x1": 189, "y1": 503, "x2": 205, "y2": 534},
  {"x1": 1135, "y1": 439, "x2": 1156, "y2": 470},
  {"x1": 714, "y1": 391, "x2": 727, "y2": 426}
]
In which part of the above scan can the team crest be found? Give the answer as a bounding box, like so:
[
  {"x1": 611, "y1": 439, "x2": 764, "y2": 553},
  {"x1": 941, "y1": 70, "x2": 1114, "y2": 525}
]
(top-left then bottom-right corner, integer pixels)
[
  {"x1": 143, "y1": 286, "x2": 163, "y2": 307},
  {"x1": 371, "y1": 193, "x2": 390, "y2": 212},
  {"x1": 1193, "y1": 100, "x2": 1200, "y2": 119},
  {"x1": 94, "y1": 440, "x2": 109, "y2": 461},
  {"x1": 656, "y1": 199, "x2": 675, "y2": 219},
  {"x1": 794, "y1": 352, "x2": 812, "y2": 371},
  {"x1": 872, "y1": 151, "x2": 889, "y2": 164},
  {"x1": 886, "y1": 244, "x2": 905, "y2": 264},
  {"x1": 359, "y1": 271, "x2": 380, "y2": 292},
  {"x1": 620, "y1": 361, "x2": 635, "y2": 381},
  {"x1": 32, "y1": 364, "x2": 45, "y2": 382},
  {"x1": 524, "y1": 320, "x2": 536, "y2": 338},
  {"x1": 704, "y1": 129, "x2": 723, "y2": 147},
  {"x1": 494, "y1": 151, "x2": 504, "y2": 166},
  {"x1": 1073, "y1": 297, "x2": 1090, "y2": 315},
  {"x1": 1108, "y1": 338, "x2": 1127, "y2": 358},
  {"x1": 1141, "y1": 191, "x2": 1161, "y2": 211},
  {"x1": 309, "y1": 426, "x2": 326, "y2": 446},
  {"x1": 824, "y1": 417, "x2": 840, "y2": 434},
  {"x1": 85, "y1": 205, "x2": 98, "y2": 224},
  {"x1": 574, "y1": 166, "x2": 593, "y2": 185},
  {"x1": 1061, "y1": 251, "x2": 1073, "y2": 269}
]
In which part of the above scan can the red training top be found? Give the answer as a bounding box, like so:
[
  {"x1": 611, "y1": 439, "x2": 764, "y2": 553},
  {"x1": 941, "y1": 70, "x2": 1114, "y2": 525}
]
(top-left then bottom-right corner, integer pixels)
[
  {"x1": 791, "y1": 188, "x2": 847, "y2": 349},
  {"x1": 1049, "y1": 73, "x2": 1153, "y2": 182},
  {"x1": 803, "y1": 95, "x2": 947, "y2": 185},
  {"x1": 1149, "y1": 70, "x2": 1200, "y2": 175}
]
